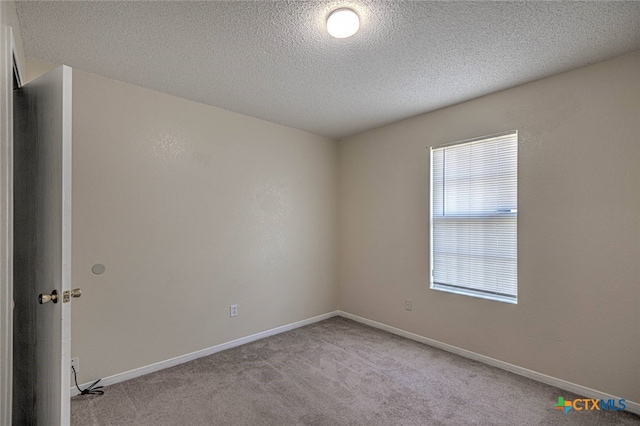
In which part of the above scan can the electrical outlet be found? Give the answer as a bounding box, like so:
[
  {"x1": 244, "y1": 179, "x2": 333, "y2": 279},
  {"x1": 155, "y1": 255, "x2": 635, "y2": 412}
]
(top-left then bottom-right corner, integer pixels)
[
  {"x1": 230, "y1": 304, "x2": 238, "y2": 317},
  {"x1": 71, "y1": 357, "x2": 79, "y2": 374},
  {"x1": 404, "y1": 299, "x2": 412, "y2": 311}
]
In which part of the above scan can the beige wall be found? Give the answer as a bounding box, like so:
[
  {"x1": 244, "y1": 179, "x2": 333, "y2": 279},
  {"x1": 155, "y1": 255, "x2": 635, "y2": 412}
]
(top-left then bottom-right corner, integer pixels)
[
  {"x1": 24, "y1": 58, "x2": 56, "y2": 84},
  {"x1": 70, "y1": 70, "x2": 338, "y2": 384},
  {"x1": 25, "y1": 52, "x2": 639, "y2": 403},
  {"x1": 338, "y1": 51, "x2": 640, "y2": 403}
]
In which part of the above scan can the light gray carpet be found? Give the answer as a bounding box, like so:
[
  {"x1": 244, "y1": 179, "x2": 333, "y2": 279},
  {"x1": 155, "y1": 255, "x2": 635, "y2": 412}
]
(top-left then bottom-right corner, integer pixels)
[{"x1": 71, "y1": 317, "x2": 640, "y2": 425}]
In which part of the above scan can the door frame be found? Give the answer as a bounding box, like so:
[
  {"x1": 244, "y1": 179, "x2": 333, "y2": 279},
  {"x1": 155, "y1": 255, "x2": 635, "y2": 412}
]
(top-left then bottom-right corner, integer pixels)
[{"x1": 0, "y1": 24, "x2": 23, "y2": 426}]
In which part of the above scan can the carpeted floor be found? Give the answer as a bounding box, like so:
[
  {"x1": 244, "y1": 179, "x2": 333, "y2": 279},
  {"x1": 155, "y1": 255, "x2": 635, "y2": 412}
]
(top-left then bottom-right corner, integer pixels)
[{"x1": 71, "y1": 316, "x2": 640, "y2": 425}]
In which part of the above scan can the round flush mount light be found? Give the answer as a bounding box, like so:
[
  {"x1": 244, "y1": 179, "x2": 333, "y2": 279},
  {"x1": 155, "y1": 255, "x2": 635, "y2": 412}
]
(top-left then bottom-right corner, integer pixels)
[{"x1": 327, "y1": 8, "x2": 360, "y2": 39}]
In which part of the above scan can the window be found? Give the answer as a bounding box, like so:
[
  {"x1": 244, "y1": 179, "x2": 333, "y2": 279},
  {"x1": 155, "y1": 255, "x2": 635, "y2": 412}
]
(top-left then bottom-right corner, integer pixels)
[{"x1": 430, "y1": 131, "x2": 518, "y2": 303}]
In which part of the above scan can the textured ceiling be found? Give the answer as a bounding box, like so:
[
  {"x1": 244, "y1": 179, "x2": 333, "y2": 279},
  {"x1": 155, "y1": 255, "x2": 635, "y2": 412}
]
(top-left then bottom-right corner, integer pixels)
[{"x1": 15, "y1": 1, "x2": 640, "y2": 139}]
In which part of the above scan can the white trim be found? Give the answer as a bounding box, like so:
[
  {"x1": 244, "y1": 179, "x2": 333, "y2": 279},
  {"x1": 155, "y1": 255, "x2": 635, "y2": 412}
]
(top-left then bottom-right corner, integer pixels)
[
  {"x1": 431, "y1": 129, "x2": 518, "y2": 150},
  {"x1": 0, "y1": 25, "x2": 19, "y2": 426},
  {"x1": 59, "y1": 65, "x2": 73, "y2": 426},
  {"x1": 10, "y1": 33, "x2": 22, "y2": 88},
  {"x1": 338, "y1": 311, "x2": 640, "y2": 415},
  {"x1": 71, "y1": 311, "x2": 339, "y2": 396}
]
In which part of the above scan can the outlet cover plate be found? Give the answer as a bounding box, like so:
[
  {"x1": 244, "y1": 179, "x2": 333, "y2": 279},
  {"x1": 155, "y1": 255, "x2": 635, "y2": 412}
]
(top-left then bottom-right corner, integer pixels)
[{"x1": 405, "y1": 299, "x2": 412, "y2": 311}]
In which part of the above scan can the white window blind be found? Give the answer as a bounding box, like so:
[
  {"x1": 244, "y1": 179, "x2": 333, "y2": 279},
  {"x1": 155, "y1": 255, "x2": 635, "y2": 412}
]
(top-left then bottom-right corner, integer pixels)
[{"x1": 430, "y1": 131, "x2": 518, "y2": 303}]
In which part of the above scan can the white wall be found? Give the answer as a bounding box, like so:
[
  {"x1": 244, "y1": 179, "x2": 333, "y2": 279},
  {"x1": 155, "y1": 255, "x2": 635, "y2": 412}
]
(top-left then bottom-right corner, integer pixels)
[
  {"x1": 338, "y1": 51, "x2": 640, "y2": 403},
  {"x1": 70, "y1": 70, "x2": 338, "y2": 384}
]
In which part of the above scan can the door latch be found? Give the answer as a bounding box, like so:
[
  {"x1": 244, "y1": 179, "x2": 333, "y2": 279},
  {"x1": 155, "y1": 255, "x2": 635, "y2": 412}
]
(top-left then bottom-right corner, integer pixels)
[{"x1": 62, "y1": 288, "x2": 82, "y2": 303}]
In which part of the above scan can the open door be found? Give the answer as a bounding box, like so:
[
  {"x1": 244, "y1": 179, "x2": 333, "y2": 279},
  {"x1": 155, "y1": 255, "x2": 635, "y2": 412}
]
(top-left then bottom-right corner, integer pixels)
[{"x1": 13, "y1": 65, "x2": 72, "y2": 425}]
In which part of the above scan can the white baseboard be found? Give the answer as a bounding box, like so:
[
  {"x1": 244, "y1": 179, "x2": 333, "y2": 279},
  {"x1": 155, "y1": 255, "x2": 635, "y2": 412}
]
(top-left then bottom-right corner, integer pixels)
[
  {"x1": 71, "y1": 311, "x2": 339, "y2": 396},
  {"x1": 338, "y1": 311, "x2": 640, "y2": 415}
]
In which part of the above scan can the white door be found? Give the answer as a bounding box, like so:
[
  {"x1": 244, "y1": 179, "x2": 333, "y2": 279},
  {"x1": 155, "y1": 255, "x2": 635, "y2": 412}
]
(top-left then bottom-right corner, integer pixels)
[{"x1": 13, "y1": 65, "x2": 72, "y2": 425}]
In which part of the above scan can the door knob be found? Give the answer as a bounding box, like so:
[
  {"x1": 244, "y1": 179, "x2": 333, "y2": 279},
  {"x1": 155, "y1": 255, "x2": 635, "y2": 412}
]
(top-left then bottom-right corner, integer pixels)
[
  {"x1": 38, "y1": 290, "x2": 58, "y2": 304},
  {"x1": 70, "y1": 288, "x2": 82, "y2": 298}
]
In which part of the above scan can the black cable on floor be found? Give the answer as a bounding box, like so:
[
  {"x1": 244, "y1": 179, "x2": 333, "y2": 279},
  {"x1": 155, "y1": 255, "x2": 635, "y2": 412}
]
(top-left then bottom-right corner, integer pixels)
[{"x1": 72, "y1": 366, "x2": 104, "y2": 396}]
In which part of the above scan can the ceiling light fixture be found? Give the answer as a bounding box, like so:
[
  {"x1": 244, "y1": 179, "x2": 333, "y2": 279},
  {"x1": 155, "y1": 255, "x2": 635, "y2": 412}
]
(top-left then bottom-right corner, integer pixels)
[{"x1": 326, "y1": 8, "x2": 360, "y2": 39}]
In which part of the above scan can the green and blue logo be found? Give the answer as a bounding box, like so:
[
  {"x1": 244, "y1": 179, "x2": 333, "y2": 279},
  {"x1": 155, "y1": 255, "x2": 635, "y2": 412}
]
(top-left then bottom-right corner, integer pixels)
[{"x1": 554, "y1": 397, "x2": 626, "y2": 414}]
